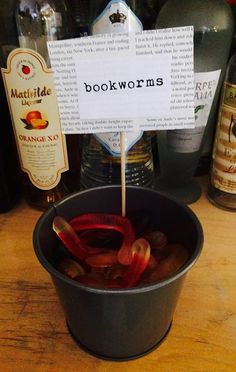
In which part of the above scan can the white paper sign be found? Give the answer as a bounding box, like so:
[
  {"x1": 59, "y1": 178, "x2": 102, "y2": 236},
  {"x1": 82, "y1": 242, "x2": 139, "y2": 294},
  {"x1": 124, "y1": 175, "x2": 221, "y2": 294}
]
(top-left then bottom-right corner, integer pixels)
[
  {"x1": 47, "y1": 26, "x2": 195, "y2": 134},
  {"x1": 77, "y1": 54, "x2": 171, "y2": 119}
]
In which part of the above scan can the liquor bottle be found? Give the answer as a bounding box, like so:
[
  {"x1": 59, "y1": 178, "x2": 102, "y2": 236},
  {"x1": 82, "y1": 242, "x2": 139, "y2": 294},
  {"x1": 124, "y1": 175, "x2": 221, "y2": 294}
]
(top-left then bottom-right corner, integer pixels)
[
  {"x1": 1, "y1": 0, "x2": 79, "y2": 210},
  {"x1": 208, "y1": 53, "x2": 236, "y2": 211},
  {"x1": 195, "y1": 0, "x2": 236, "y2": 176},
  {"x1": 155, "y1": 0, "x2": 233, "y2": 204},
  {"x1": 69, "y1": 0, "x2": 90, "y2": 36},
  {"x1": 80, "y1": 0, "x2": 154, "y2": 189},
  {"x1": 0, "y1": 0, "x2": 22, "y2": 213}
]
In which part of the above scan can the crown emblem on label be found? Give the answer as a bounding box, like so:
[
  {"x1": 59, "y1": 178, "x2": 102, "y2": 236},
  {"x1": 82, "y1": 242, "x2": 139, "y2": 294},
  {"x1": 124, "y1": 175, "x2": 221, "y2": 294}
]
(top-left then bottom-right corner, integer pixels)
[{"x1": 109, "y1": 10, "x2": 127, "y2": 24}]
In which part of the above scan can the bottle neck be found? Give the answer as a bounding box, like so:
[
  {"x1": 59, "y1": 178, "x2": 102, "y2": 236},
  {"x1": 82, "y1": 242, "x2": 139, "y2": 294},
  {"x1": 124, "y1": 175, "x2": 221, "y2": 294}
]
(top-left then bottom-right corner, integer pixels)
[
  {"x1": 15, "y1": 0, "x2": 76, "y2": 64},
  {"x1": 16, "y1": 0, "x2": 76, "y2": 41},
  {"x1": 90, "y1": 0, "x2": 142, "y2": 23},
  {"x1": 90, "y1": 0, "x2": 143, "y2": 35},
  {"x1": 156, "y1": 0, "x2": 234, "y2": 33},
  {"x1": 0, "y1": 0, "x2": 19, "y2": 65}
]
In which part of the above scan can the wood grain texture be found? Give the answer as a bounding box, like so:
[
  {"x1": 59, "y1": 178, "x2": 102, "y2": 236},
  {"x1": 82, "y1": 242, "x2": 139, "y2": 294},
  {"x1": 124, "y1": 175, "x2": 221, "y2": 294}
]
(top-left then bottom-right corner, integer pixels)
[{"x1": 0, "y1": 177, "x2": 235, "y2": 372}]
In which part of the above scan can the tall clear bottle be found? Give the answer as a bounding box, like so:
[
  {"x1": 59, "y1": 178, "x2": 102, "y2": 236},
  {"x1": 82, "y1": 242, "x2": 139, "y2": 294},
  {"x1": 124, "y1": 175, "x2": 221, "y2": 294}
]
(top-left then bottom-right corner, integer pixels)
[
  {"x1": 208, "y1": 53, "x2": 236, "y2": 211},
  {"x1": 1, "y1": 0, "x2": 78, "y2": 210},
  {"x1": 155, "y1": 0, "x2": 233, "y2": 204},
  {"x1": 79, "y1": 0, "x2": 154, "y2": 189}
]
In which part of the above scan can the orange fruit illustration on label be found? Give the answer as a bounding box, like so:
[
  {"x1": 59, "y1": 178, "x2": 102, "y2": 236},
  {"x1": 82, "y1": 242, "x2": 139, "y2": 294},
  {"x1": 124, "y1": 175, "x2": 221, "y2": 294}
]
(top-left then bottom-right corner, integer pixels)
[
  {"x1": 26, "y1": 111, "x2": 42, "y2": 125},
  {"x1": 30, "y1": 118, "x2": 48, "y2": 129},
  {"x1": 21, "y1": 110, "x2": 49, "y2": 130}
]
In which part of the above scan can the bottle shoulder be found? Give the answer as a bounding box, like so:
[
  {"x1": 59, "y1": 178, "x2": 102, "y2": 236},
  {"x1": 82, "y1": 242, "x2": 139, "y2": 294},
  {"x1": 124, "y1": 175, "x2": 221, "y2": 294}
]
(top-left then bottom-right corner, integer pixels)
[
  {"x1": 156, "y1": 0, "x2": 234, "y2": 33},
  {"x1": 16, "y1": 0, "x2": 77, "y2": 39}
]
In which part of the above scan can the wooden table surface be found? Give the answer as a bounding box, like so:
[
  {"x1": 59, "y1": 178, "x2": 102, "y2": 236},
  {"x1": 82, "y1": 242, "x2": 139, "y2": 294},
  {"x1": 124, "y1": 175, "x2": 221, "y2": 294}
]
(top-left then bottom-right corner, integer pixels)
[{"x1": 0, "y1": 177, "x2": 235, "y2": 372}]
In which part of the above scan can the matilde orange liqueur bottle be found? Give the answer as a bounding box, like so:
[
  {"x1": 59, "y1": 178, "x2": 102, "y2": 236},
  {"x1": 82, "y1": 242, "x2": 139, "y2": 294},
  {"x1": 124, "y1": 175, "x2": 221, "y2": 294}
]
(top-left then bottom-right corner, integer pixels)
[{"x1": 1, "y1": 0, "x2": 82, "y2": 210}]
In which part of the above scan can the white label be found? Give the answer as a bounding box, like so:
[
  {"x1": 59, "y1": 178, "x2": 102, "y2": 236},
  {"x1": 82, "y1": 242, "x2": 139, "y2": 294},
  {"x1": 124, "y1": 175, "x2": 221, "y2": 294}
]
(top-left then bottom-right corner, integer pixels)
[
  {"x1": 1, "y1": 48, "x2": 68, "y2": 190},
  {"x1": 166, "y1": 70, "x2": 221, "y2": 153},
  {"x1": 167, "y1": 127, "x2": 205, "y2": 153},
  {"x1": 194, "y1": 70, "x2": 221, "y2": 128},
  {"x1": 47, "y1": 26, "x2": 195, "y2": 133},
  {"x1": 95, "y1": 130, "x2": 143, "y2": 156}
]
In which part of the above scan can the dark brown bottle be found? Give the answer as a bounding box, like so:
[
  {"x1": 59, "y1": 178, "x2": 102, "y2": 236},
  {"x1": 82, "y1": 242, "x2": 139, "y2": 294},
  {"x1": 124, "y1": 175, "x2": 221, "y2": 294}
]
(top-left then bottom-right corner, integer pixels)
[{"x1": 0, "y1": 0, "x2": 22, "y2": 212}]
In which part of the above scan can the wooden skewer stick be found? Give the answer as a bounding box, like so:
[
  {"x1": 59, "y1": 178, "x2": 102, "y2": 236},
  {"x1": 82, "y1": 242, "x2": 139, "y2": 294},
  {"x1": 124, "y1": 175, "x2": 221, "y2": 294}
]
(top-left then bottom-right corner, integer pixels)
[{"x1": 120, "y1": 131, "x2": 126, "y2": 217}]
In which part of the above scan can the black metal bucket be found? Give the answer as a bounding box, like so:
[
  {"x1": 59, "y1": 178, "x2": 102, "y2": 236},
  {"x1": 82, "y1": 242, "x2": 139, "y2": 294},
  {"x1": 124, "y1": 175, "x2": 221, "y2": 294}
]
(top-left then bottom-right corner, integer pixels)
[{"x1": 33, "y1": 186, "x2": 203, "y2": 360}]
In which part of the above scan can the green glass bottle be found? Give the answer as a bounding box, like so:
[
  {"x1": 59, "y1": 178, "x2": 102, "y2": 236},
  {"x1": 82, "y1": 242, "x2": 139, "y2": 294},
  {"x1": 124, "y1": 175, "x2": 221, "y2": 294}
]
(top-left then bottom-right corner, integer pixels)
[
  {"x1": 155, "y1": 0, "x2": 233, "y2": 204},
  {"x1": 80, "y1": 0, "x2": 154, "y2": 189}
]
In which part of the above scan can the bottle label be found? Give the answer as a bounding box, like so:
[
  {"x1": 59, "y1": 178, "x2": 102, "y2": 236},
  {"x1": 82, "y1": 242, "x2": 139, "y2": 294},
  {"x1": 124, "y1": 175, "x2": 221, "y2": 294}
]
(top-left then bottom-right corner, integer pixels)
[
  {"x1": 1, "y1": 48, "x2": 69, "y2": 190},
  {"x1": 167, "y1": 70, "x2": 221, "y2": 153},
  {"x1": 92, "y1": 0, "x2": 143, "y2": 155},
  {"x1": 211, "y1": 82, "x2": 236, "y2": 194},
  {"x1": 167, "y1": 127, "x2": 205, "y2": 153},
  {"x1": 95, "y1": 131, "x2": 143, "y2": 156}
]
